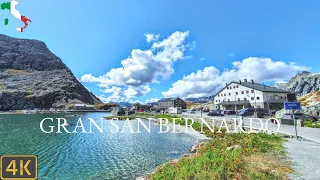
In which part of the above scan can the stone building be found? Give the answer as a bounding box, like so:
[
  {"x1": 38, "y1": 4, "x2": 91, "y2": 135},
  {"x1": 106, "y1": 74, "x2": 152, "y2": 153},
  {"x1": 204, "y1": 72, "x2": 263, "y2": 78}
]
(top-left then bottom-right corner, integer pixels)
[{"x1": 157, "y1": 97, "x2": 187, "y2": 110}]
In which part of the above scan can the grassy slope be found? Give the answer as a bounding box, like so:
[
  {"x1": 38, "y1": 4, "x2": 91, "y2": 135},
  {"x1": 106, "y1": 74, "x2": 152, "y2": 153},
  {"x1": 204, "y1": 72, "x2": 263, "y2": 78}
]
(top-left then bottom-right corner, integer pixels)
[
  {"x1": 149, "y1": 114, "x2": 293, "y2": 180},
  {"x1": 298, "y1": 91, "x2": 320, "y2": 106}
]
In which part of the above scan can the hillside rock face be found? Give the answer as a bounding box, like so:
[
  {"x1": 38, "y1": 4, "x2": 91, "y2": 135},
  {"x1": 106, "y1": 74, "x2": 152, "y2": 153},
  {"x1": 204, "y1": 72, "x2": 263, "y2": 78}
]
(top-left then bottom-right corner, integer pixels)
[
  {"x1": 0, "y1": 34, "x2": 101, "y2": 111},
  {"x1": 271, "y1": 71, "x2": 320, "y2": 96}
]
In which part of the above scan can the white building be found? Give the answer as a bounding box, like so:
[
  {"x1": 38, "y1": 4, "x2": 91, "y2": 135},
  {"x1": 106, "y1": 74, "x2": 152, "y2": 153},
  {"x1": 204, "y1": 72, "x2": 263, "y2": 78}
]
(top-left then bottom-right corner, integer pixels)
[
  {"x1": 74, "y1": 104, "x2": 95, "y2": 110},
  {"x1": 213, "y1": 80, "x2": 294, "y2": 111}
]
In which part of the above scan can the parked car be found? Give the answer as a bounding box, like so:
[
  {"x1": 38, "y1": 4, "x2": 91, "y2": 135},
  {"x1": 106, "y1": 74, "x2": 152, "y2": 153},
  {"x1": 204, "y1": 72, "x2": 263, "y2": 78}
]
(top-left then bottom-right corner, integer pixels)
[
  {"x1": 223, "y1": 110, "x2": 236, "y2": 115},
  {"x1": 202, "y1": 108, "x2": 210, "y2": 112},
  {"x1": 306, "y1": 115, "x2": 318, "y2": 122},
  {"x1": 281, "y1": 113, "x2": 318, "y2": 125},
  {"x1": 207, "y1": 111, "x2": 224, "y2": 116},
  {"x1": 239, "y1": 108, "x2": 265, "y2": 117}
]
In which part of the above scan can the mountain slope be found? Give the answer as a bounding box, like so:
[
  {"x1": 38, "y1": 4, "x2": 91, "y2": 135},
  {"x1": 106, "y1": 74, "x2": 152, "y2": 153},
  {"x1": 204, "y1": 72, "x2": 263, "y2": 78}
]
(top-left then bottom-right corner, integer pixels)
[
  {"x1": 185, "y1": 96, "x2": 214, "y2": 103},
  {"x1": 271, "y1": 71, "x2": 320, "y2": 96},
  {"x1": 0, "y1": 34, "x2": 101, "y2": 111},
  {"x1": 286, "y1": 71, "x2": 320, "y2": 96}
]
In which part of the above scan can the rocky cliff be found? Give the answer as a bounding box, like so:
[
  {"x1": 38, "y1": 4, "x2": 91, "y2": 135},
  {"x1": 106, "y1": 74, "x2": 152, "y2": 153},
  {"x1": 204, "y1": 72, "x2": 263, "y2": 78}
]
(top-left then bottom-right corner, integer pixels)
[
  {"x1": 0, "y1": 34, "x2": 101, "y2": 111},
  {"x1": 271, "y1": 71, "x2": 320, "y2": 96}
]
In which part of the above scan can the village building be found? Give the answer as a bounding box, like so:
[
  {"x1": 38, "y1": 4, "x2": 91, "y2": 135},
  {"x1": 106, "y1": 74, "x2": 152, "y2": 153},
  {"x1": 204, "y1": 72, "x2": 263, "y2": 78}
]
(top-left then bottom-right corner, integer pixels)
[
  {"x1": 74, "y1": 104, "x2": 95, "y2": 110},
  {"x1": 132, "y1": 103, "x2": 153, "y2": 112},
  {"x1": 213, "y1": 80, "x2": 295, "y2": 111},
  {"x1": 157, "y1": 97, "x2": 187, "y2": 109}
]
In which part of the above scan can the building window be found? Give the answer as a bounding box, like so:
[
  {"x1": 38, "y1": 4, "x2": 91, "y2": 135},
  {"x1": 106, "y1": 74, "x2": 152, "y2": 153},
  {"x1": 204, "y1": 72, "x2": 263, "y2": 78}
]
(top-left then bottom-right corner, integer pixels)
[
  {"x1": 224, "y1": 94, "x2": 226, "y2": 96},
  {"x1": 228, "y1": 93, "x2": 231, "y2": 96},
  {"x1": 251, "y1": 90, "x2": 254, "y2": 93},
  {"x1": 227, "y1": 87, "x2": 229, "y2": 89},
  {"x1": 236, "y1": 92, "x2": 238, "y2": 95},
  {"x1": 236, "y1": 85, "x2": 239, "y2": 88},
  {"x1": 233, "y1": 86, "x2": 235, "y2": 89},
  {"x1": 244, "y1": 98, "x2": 247, "y2": 101},
  {"x1": 217, "y1": 94, "x2": 219, "y2": 97},
  {"x1": 241, "y1": 91, "x2": 244, "y2": 94},
  {"x1": 251, "y1": 97, "x2": 254, "y2": 100},
  {"x1": 257, "y1": 97, "x2": 260, "y2": 100},
  {"x1": 246, "y1": 90, "x2": 249, "y2": 94},
  {"x1": 238, "y1": 98, "x2": 240, "y2": 101},
  {"x1": 285, "y1": 96, "x2": 287, "y2": 99},
  {"x1": 228, "y1": 99, "x2": 230, "y2": 101},
  {"x1": 280, "y1": 97, "x2": 283, "y2": 99}
]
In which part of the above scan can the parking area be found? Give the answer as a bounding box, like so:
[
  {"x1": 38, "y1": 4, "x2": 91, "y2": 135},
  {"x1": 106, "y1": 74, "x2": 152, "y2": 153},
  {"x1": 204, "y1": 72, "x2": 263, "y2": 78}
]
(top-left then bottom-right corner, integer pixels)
[{"x1": 180, "y1": 111, "x2": 320, "y2": 142}]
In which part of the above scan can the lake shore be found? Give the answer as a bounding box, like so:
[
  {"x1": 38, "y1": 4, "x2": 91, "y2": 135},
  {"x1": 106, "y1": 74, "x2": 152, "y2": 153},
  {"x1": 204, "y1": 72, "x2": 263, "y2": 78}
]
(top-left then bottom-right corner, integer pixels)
[
  {"x1": 110, "y1": 113, "x2": 293, "y2": 179},
  {"x1": 0, "y1": 109, "x2": 111, "y2": 115}
]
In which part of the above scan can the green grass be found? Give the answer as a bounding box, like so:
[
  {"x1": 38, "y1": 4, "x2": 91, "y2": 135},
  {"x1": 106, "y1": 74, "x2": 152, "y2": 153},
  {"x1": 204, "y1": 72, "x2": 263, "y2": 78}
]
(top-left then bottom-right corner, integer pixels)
[
  {"x1": 149, "y1": 114, "x2": 292, "y2": 180},
  {"x1": 304, "y1": 120, "x2": 320, "y2": 128},
  {"x1": 150, "y1": 133, "x2": 292, "y2": 180},
  {"x1": 107, "y1": 112, "x2": 156, "y2": 120}
]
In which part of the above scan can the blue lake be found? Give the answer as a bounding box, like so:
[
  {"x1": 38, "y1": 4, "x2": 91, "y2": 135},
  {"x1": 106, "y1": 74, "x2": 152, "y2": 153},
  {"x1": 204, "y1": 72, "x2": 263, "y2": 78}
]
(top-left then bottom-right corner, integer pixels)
[{"x1": 0, "y1": 112, "x2": 197, "y2": 179}]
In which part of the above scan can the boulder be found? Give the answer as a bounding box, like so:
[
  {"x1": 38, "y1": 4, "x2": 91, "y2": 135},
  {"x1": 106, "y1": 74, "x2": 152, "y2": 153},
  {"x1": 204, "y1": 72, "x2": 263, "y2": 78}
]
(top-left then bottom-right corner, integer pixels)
[{"x1": 226, "y1": 145, "x2": 241, "y2": 151}]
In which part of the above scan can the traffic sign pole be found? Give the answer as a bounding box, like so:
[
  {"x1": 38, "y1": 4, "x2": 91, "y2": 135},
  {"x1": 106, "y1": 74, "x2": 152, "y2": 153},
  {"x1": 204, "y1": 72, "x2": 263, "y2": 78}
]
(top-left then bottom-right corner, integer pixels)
[
  {"x1": 284, "y1": 102, "x2": 301, "y2": 140},
  {"x1": 292, "y1": 109, "x2": 298, "y2": 139}
]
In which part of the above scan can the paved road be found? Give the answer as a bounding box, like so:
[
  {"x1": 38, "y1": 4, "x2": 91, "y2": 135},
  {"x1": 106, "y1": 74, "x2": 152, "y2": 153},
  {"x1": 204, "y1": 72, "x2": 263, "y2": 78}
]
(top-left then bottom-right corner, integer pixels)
[
  {"x1": 284, "y1": 138, "x2": 320, "y2": 180},
  {"x1": 181, "y1": 112, "x2": 320, "y2": 142}
]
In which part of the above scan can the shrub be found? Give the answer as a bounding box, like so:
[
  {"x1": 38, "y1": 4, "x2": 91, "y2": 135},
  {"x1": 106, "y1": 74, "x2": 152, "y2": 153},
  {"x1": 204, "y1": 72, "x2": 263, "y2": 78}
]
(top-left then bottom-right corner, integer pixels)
[{"x1": 304, "y1": 120, "x2": 320, "y2": 128}]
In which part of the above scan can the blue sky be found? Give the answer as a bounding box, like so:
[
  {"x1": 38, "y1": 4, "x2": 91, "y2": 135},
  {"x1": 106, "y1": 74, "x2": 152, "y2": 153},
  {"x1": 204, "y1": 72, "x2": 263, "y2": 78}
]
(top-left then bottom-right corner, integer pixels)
[{"x1": 1, "y1": 0, "x2": 319, "y2": 103}]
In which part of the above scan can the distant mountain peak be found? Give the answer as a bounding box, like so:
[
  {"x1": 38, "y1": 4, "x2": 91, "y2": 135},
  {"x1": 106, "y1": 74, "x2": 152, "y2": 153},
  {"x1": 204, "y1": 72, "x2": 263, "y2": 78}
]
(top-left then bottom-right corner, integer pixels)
[{"x1": 271, "y1": 71, "x2": 320, "y2": 96}]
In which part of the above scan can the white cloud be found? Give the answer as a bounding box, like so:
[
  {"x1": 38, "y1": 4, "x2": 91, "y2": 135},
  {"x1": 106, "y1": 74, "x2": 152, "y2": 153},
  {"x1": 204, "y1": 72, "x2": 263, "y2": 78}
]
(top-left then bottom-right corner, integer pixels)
[
  {"x1": 81, "y1": 31, "x2": 191, "y2": 102},
  {"x1": 200, "y1": 57, "x2": 205, "y2": 61},
  {"x1": 145, "y1": 33, "x2": 160, "y2": 43},
  {"x1": 162, "y1": 57, "x2": 309, "y2": 98}
]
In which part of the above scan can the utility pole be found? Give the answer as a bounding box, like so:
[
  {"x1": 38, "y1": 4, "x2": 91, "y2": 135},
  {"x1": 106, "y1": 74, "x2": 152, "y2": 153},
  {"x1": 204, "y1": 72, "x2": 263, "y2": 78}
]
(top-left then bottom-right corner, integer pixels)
[
  {"x1": 235, "y1": 91, "x2": 237, "y2": 117},
  {"x1": 263, "y1": 83, "x2": 270, "y2": 117},
  {"x1": 252, "y1": 80, "x2": 257, "y2": 117}
]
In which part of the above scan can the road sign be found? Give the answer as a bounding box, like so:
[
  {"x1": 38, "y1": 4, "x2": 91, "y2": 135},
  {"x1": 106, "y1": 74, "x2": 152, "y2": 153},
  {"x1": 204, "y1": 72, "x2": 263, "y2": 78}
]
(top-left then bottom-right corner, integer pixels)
[{"x1": 284, "y1": 102, "x2": 302, "y2": 110}]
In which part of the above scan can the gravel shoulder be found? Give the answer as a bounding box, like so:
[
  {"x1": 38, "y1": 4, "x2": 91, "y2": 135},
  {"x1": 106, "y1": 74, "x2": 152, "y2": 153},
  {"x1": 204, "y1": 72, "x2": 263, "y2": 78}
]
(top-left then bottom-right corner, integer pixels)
[{"x1": 284, "y1": 138, "x2": 320, "y2": 180}]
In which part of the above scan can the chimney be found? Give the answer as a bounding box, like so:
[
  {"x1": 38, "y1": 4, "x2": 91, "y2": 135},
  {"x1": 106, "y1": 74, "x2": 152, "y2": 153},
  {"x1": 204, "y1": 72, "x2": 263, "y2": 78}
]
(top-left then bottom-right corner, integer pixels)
[
  {"x1": 239, "y1": 80, "x2": 241, "y2": 84},
  {"x1": 244, "y1": 79, "x2": 247, "y2": 82},
  {"x1": 251, "y1": 79, "x2": 254, "y2": 84}
]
